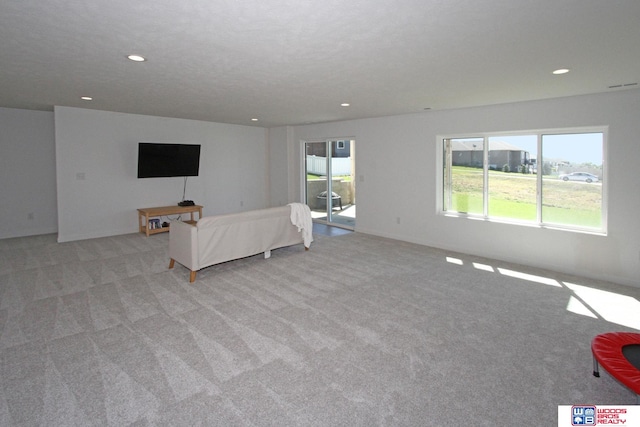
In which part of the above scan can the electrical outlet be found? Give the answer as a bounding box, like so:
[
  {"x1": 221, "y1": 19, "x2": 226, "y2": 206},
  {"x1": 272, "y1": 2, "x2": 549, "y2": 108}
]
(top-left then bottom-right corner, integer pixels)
[{"x1": 240, "y1": 200, "x2": 244, "y2": 207}]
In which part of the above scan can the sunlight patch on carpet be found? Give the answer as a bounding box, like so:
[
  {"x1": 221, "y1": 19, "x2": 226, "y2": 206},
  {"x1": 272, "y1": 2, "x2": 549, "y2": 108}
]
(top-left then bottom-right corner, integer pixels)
[
  {"x1": 497, "y1": 268, "x2": 562, "y2": 287},
  {"x1": 565, "y1": 296, "x2": 598, "y2": 318},
  {"x1": 472, "y1": 262, "x2": 495, "y2": 272},
  {"x1": 564, "y1": 282, "x2": 640, "y2": 330}
]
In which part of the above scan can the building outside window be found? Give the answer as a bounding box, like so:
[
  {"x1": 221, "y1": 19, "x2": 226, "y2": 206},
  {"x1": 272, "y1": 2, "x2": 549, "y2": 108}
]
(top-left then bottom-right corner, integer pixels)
[{"x1": 440, "y1": 127, "x2": 606, "y2": 233}]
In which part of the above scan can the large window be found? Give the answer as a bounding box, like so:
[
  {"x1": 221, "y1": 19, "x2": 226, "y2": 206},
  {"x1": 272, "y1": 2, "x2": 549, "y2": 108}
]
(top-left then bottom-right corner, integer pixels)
[{"x1": 440, "y1": 128, "x2": 606, "y2": 233}]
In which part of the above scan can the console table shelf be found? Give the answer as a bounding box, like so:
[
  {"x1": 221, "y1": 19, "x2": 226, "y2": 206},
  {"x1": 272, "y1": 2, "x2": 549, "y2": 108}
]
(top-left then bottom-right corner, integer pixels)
[{"x1": 137, "y1": 205, "x2": 203, "y2": 237}]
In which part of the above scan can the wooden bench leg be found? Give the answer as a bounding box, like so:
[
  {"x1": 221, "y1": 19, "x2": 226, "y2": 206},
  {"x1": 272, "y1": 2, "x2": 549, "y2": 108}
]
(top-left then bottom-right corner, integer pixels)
[
  {"x1": 305, "y1": 246, "x2": 309, "y2": 251},
  {"x1": 169, "y1": 258, "x2": 175, "y2": 269},
  {"x1": 189, "y1": 271, "x2": 197, "y2": 283}
]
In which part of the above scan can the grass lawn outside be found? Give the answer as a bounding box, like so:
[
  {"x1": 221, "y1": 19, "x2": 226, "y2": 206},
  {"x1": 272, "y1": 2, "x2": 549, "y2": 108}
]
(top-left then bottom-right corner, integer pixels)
[
  {"x1": 449, "y1": 167, "x2": 602, "y2": 228},
  {"x1": 307, "y1": 174, "x2": 352, "y2": 182}
]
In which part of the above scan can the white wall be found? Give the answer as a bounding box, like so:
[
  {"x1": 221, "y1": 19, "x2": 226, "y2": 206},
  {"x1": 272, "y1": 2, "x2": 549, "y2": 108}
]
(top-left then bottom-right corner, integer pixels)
[
  {"x1": 283, "y1": 90, "x2": 640, "y2": 287},
  {"x1": 267, "y1": 126, "x2": 292, "y2": 207},
  {"x1": 4, "y1": 92, "x2": 639, "y2": 287},
  {"x1": 0, "y1": 107, "x2": 57, "y2": 239},
  {"x1": 55, "y1": 107, "x2": 269, "y2": 242}
]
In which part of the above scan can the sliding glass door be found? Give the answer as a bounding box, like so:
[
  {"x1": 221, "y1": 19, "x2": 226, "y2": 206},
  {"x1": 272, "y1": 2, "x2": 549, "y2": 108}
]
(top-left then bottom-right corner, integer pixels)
[{"x1": 304, "y1": 139, "x2": 355, "y2": 229}]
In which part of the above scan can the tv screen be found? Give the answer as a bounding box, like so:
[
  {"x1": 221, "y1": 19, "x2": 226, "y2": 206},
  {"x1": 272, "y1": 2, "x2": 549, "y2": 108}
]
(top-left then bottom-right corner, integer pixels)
[{"x1": 137, "y1": 143, "x2": 201, "y2": 178}]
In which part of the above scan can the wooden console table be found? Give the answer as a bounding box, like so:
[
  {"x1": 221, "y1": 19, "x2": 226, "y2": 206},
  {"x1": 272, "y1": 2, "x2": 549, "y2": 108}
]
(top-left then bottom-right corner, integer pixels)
[{"x1": 137, "y1": 205, "x2": 203, "y2": 237}]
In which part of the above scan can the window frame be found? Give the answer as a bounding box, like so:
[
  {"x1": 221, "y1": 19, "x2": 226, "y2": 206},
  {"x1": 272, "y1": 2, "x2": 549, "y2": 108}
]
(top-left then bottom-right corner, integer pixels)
[{"x1": 436, "y1": 126, "x2": 608, "y2": 235}]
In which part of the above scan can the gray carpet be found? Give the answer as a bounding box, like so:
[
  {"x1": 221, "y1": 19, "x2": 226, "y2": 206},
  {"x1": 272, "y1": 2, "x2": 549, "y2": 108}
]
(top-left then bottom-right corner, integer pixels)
[{"x1": 0, "y1": 230, "x2": 638, "y2": 426}]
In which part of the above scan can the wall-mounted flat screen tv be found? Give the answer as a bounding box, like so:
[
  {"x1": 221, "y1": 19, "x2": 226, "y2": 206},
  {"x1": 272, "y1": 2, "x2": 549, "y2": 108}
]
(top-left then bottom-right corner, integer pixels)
[{"x1": 137, "y1": 143, "x2": 201, "y2": 178}]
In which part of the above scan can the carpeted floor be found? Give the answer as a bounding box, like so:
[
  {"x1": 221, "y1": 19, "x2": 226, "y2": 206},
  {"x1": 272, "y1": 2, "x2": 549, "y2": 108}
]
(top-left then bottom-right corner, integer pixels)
[{"x1": 0, "y1": 229, "x2": 638, "y2": 426}]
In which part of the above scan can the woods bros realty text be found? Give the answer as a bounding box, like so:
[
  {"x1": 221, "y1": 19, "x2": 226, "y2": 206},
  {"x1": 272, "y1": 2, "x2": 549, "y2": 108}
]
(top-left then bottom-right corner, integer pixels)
[
  {"x1": 558, "y1": 405, "x2": 639, "y2": 426},
  {"x1": 594, "y1": 407, "x2": 627, "y2": 424}
]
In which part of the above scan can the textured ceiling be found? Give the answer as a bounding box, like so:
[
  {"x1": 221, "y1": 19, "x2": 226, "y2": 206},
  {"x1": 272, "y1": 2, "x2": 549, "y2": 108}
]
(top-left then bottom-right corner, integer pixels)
[{"x1": 1, "y1": 0, "x2": 639, "y2": 127}]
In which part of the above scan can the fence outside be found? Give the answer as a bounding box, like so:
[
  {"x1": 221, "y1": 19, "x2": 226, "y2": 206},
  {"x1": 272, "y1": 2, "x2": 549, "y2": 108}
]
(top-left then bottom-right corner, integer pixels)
[{"x1": 306, "y1": 156, "x2": 352, "y2": 176}]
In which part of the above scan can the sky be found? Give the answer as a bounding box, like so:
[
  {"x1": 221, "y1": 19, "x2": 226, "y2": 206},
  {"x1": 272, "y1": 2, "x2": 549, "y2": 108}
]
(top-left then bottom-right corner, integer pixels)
[{"x1": 491, "y1": 133, "x2": 603, "y2": 165}]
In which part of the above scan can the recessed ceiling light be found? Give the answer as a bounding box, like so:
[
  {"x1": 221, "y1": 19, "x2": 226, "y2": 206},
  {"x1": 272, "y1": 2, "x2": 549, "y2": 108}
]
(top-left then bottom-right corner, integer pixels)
[
  {"x1": 552, "y1": 68, "x2": 570, "y2": 75},
  {"x1": 127, "y1": 54, "x2": 146, "y2": 62},
  {"x1": 341, "y1": 103, "x2": 350, "y2": 107},
  {"x1": 80, "y1": 96, "x2": 93, "y2": 101},
  {"x1": 251, "y1": 118, "x2": 259, "y2": 122}
]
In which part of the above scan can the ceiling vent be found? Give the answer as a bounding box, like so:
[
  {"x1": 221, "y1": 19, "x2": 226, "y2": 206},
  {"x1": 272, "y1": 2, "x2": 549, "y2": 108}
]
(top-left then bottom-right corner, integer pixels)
[{"x1": 608, "y1": 83, "x2": 637, "y2": 89}]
